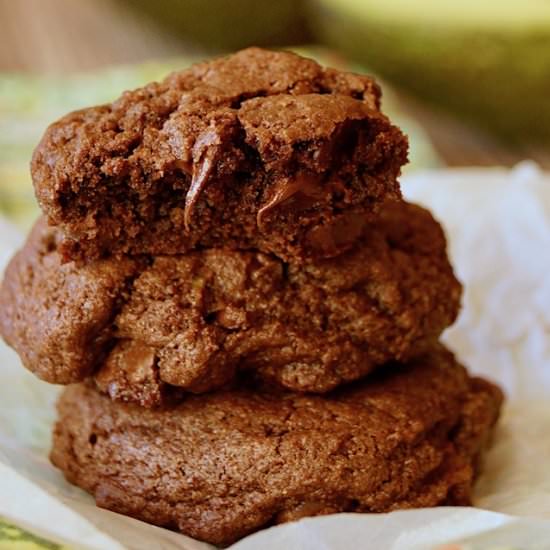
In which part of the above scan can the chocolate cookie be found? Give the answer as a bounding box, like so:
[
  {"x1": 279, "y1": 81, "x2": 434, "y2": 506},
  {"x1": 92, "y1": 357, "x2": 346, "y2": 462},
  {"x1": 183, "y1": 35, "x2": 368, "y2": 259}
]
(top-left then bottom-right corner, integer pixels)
[
  {"x1": 50, "y1": 346, "x2": 503, "y2": 546},
  {"x1": 31, "y1": 47, "x2": 408, "y2": 263},
  {"x1": 0, "y1": 201, "x2": 461, "y2": 402}
]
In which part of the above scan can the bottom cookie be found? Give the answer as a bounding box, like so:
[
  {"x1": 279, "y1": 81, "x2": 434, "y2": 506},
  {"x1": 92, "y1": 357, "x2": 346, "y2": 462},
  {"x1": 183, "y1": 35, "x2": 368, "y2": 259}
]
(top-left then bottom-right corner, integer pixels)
[{"x1": 50, "y1": 346, "x2": 502, "y2": 547}]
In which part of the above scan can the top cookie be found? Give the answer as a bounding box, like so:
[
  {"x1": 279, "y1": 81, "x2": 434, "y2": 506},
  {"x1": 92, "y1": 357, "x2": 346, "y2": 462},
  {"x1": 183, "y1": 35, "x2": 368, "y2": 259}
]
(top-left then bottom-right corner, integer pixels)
[{"x1": 31, "y1": 48, "x2": 408, "y2": 262}]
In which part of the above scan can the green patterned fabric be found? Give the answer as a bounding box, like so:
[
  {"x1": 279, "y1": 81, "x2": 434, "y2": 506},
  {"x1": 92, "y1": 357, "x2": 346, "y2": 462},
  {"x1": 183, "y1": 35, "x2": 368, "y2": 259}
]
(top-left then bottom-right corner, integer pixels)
[
  {"x1": 0, "y1": 50, "x2": 438, "y2": 230},
  {"x1": 0, "y1": 518, "x2": 66, "y2": 550},
  {"x1": 0, "y1": 59, "x2": 196, "y2": 229}
]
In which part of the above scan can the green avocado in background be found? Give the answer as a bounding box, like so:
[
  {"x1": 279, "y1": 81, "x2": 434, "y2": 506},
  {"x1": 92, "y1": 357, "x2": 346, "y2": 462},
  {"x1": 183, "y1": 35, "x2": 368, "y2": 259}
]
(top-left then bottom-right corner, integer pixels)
[
  {"x1": 309, "y1": 0, "x2": 550, "y2": 143},
  {"x1": 124, "y1": 0, "x2": 310, "y2": 51}
]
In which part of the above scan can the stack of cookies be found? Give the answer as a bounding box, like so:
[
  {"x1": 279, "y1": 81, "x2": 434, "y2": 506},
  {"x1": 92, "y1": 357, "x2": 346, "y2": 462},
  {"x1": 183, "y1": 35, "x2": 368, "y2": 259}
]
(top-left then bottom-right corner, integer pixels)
[{"x1": 0, "y1": 49, "x2": 502, "y2": 547}]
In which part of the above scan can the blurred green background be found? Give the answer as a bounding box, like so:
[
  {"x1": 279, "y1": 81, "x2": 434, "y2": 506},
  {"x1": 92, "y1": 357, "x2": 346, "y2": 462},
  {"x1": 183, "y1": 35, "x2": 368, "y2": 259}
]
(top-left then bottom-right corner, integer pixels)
[{"x1": 1, "y1": 0, "x2": 549, "y2": 228}]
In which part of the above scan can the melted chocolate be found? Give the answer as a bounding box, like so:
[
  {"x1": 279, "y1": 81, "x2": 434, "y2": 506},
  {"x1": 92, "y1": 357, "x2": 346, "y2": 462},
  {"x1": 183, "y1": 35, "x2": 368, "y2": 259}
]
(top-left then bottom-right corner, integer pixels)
[
  {"x1": 257, "y1": 173, "x2": 326, "y2": 228},
  {"x1": 184, "y1": 129, "x2": 223, "y2": 230}
]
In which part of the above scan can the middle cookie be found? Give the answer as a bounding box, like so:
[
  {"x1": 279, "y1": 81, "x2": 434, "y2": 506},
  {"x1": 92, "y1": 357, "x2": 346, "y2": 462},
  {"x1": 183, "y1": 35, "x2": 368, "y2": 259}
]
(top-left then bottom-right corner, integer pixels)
[{"x1": 0, "y1": 201, "x2": 461, "y2": 406}]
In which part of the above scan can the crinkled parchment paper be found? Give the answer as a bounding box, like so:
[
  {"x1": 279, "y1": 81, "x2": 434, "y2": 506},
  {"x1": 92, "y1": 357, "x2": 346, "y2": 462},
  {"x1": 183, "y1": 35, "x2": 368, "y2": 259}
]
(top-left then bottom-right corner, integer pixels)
[{"x1": 1, "y1": 163, "x2": 549, "y2": 549}]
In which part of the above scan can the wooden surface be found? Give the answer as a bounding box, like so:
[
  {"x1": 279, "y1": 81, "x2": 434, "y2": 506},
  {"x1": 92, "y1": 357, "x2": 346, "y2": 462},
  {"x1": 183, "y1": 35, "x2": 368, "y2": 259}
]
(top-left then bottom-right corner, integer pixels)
[
  {"x1": 0, "y1": 0, "x2": 196, "y2": 71},
  {"x1": 1, "y1": 0, "x2": 548, "y2": 169}
]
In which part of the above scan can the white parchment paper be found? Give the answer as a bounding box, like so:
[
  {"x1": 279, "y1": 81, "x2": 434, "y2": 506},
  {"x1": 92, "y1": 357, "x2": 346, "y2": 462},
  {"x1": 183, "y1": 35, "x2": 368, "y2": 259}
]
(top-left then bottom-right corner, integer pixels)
[{"x1": 1, "y1": 163, "x2": 549, "y2": 549}]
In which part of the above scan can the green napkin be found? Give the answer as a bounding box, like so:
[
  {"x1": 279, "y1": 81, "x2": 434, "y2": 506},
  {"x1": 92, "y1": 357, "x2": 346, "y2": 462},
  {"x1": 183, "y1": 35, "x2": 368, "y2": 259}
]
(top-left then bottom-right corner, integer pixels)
[{"x1": 0, "y1": 518, "x2": 68, "y2": 550}]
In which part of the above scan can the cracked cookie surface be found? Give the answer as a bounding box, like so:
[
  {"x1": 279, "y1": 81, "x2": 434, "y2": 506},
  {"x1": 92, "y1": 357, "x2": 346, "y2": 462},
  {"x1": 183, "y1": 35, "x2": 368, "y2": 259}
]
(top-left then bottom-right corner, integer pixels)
[
  {"x1": 50, "y1": 346, "x2": 503, "y2": 546},
  {"x1": 31, "y1": 47, "x2": 408, "y2": 262},
  {"x1": 0, "y1": 201, "x2": 462, "y2": 402}
]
